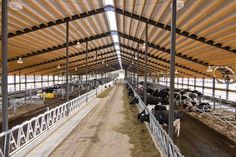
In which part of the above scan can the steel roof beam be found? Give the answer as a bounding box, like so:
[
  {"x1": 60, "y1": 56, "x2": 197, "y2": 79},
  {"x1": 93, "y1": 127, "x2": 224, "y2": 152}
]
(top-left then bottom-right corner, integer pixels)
[
  {"x1": 8, "y1": 31, "x2": 111, "y2": 62},
  {"x1": 53, "y1": 56, "x2": 118, "y2": 75},
  {"x1": 120, "y1": 53, "x2": 193, "y2": 77},
  {"x1": 37, "y1": 54, "x2": 117, "y2": 75},
  {"x1": 113, "y1": 6, "x2": 235, "y2": 54},
  {"x1": 6, "y1": 7, "x2": 105, "y2": 38},
  {"x1": 120, "y1": 45, "x2": 210, "y2": 77},
  {"x1": 10, "y1": 43, "x2": 114, "y2": 73},
  {"x1": 5, "y1": 5, "x2": 235, "y2": 55},
  {"x1": 69, "y1": 60, "x2": 119, "y2": 75},
  {"x1": 118, "y1": 32, "x2": 208, "y2": 66},
  {"x1": 25, "y1": 50, "x2": 116, "y2": 74}
]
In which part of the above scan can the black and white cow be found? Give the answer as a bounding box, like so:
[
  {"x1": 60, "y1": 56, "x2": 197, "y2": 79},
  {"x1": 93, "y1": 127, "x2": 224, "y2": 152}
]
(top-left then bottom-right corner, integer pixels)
[{"x1": 175, "y1": 89, "x2": 212, "y2": 112}]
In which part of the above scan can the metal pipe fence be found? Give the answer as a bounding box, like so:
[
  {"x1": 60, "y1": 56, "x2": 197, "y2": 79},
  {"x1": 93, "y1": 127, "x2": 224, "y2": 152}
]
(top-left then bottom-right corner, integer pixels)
[
  {"x1": 126, "y1": 81, "x2": 183, "y2": 157},
  {"x1": 0, "y1": 80, "x2": 115, "y2": 157},
  {"x1": 150, "y1": 81, "x2": 236, "y2": 128}
]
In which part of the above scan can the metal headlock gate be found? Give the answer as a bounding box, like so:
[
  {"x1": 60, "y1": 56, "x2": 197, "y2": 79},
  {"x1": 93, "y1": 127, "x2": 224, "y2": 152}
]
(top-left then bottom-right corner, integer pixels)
[
  {"x1": 126, "y1": 81, "x2": 183, "y2": 157},
  {"x1": 0, "y1": 80, "x2": 115, "y2": 157},
  {"x1": 152, "y1": 82, "x2": 236, "y2": 128}
]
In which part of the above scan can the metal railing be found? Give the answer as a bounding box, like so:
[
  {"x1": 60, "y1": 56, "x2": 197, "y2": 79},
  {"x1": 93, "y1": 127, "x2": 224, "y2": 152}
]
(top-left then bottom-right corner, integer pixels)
[
  {"x1": 126, "y1": 81, "x2": 183, "y2": 157},
  {"x1": 0, "y1": 80, "x2": 115, "y2": 157}
]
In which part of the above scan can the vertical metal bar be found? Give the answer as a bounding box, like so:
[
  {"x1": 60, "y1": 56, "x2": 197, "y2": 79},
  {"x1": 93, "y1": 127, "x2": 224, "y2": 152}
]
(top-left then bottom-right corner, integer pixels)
[
  {"x1": 177, "y1": 77, "x2": 179, "y2": 88},
  {"x1": 95, "y1": 50, "x2": 98, "y2": 95},
  {"x1": 53, "y1": 74, "x2": 55, "y2": 85},
  {"x1": 144, "y1": 23, "x2": 148, "y2": 106},
  {"x1": 125, "y1": 69, "x2": 127, "y2": 80},
  {"x1": 194, "y1": 77, "x2": 196, "y2": 90},
  {"x1": 226, "y1": 81, "x2": 229, "y2": 100},
  {"x1": 187, "y1": 77, "x2": 189, "y2": 89},
  {"x1": 182, "y1": 77, "x2": 184, "y2": 88},
  {"x1": 41, "y1": 74, "x2": 43, "y2": 88},
  {"x1": 168, "y1": 0, "x2": 176, "y2": 139},
  {"x1": 48, "y1": 74, "x2": 49, "y2": 87},
  {"x1": 14, "y1": 74, "x2": 16, "y2": 92},
  {"x1": 1, "y1": 0, "x2": 9, "y2": 155},
  {"x1": 66, "y1": 21, "x2": 69, "y2": 102},
  {"x1": 19, "y1": 70, "x2": 21, "y2": 91},
  {"x1": 25, "y1": 74, "x2": 27, "y2": 100},
  {"x1": 34, "y1": 74, "x2": 36, "y2": 89},
  {"x1": 136, "y1": 43, "x2": 139, "y2": 88},
  {"x1": 213, "y1": 77, "x2": 216, "y2": 109},
  {"x1": 86, "y1": 41, "x2": 88, "y2": 102},
  {"x1": 202, "y1": 77, "x2": 205, "y2": 94}
]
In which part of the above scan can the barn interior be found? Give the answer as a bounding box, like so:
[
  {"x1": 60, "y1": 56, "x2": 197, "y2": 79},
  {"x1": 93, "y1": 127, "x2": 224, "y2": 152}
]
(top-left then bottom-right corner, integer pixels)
[{"x1": 0, "y1": 0, "x2": 236, "y2": 157}]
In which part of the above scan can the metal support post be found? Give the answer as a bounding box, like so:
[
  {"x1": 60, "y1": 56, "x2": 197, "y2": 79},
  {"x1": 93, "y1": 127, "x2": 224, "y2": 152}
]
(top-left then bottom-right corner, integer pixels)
[
  {"x1": 95, "y1": 50, "x2": 98, "y2": 95},
  {"x1": 19, "y1": 70, "x2": 21, "y2": 91},
  {"x1": 25, "y1": 74, "x2": 27, "y2": 100},
  {"x1": 41, "y1": 74, "x2": 43, "y2": 88},
  {"x1": 226, "y1": 81, "x2": 229, "y2": 100},
  {"x1": 53, "y1": 74, "x2": 55, "y2": 85},
  {"x1": 144, "y1": 23, "x2": 148, "y2": 106},
  {"x1": 194, "y1": 77, "x2": 196, "y2": 90},
  {"x1": 66, "y1": 21, "x2": 69, "y2": 102},
  {"x1": 202, "y1": 77, "x2": 205, "y2": 94},
  {"x1": 47, "y1": 74, "x2": 49, "y2": 87},
  {"x1": 86, "y1": 41, "x2": 88, "y2": 102},
  {"x1": 34, "y1": 74, "x2": 36, "y2": 89},
  {"x1": 177, "y1": 77, "x2": 179, "y2": 88},
  {"x1": 1, "y1": 0, "x2": 9, "y2": 155},
  {"x1": 182, "y1": 77, "x2": 184, "y2": 88},
  {"x1": 14, "y1": 74, "x2": 16, "y2": 92},
  {"x1": 212, "y1": 77, "x2": 216, "y2": 109},
  {"x1": 168, "y1": 0, "x2": 176, "y2": 140},
  {"x1": 136, "y1": 44, "x2": 139, "y2": 88},
  {"x1": 187, "y1": 77, "x2": 189, "y2": 89}
]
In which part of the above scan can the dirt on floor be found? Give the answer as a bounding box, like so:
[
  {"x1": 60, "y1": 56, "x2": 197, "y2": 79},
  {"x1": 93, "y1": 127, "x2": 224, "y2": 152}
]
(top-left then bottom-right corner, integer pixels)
[
  {"x1": 187, "y1": 111, "x2": 236, "y2": 144},
  {"x1": 114, "y1": 86, "x2": 161, "y2": 157},
  {"x1": 96, "y1": 87, "x2": 113, "y2": 98},
  {"x1": 50, "y1": 84, "x2": 133, "y2": 157},
  {"x1": 174, "y1": 113, "x2": 236, "y2": 157}
]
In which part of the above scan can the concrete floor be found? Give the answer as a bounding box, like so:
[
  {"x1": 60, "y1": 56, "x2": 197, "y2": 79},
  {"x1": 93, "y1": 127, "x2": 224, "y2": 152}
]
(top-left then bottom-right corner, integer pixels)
[{"x1": 50, "y1": 84, "x2": 133, "y2": 157}]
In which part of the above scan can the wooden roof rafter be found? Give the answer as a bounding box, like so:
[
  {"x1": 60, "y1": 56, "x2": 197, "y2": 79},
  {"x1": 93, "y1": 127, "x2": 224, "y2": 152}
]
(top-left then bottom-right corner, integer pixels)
[
  {"x1": 5, "y1": 7, "x2": 106, "y2": 39},
  {"x1": 8, "y1": 31, "x2": 112, "y2": 62},
  {"x1": 119, "y1": 45, "x2": 210, "y2": 77},
  {"x1": 113, "y1": 6, "x2": 236, "y2": 54},
  {"x1": 51, "y1": 56, "x2": 118, "y2": 75},
  {"x1": 118, "y1": 32, "x2": 208, "y2": 66},
  {"x1": 10, "y1": 44, "x2": 114, "y2": 73},
  {"x1": 121, "y1": 52, "x2": 193, "y2": 78},
  {"x1": 35, "y1": 52, "x2": 118, "y2": 75}
]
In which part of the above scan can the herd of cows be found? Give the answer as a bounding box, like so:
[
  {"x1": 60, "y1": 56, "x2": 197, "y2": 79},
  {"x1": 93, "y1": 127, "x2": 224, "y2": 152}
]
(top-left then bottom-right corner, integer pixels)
[{"x1": 125, "y1": 81, "x2": 212, "y2": 137}]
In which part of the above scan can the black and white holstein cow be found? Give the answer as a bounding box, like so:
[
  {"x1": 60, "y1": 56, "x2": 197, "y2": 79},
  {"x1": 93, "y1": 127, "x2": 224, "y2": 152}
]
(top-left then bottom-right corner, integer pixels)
[
  {"x1": 128, "y1": 84, "x2": 182, "y2": 137},
  {"x1": 175, "y1": 89, "x2": 212, "y2": 112}
]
